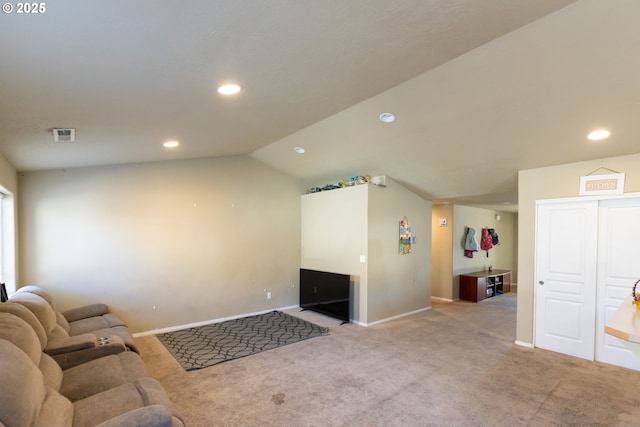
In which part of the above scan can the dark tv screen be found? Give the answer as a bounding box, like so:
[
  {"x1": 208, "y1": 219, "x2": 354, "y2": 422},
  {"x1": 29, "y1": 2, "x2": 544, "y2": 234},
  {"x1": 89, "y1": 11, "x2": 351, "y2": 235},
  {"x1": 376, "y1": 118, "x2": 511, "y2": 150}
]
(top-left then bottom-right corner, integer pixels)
[{"x1": 300, "y1": 269, "x2": 350, "y2": 322}]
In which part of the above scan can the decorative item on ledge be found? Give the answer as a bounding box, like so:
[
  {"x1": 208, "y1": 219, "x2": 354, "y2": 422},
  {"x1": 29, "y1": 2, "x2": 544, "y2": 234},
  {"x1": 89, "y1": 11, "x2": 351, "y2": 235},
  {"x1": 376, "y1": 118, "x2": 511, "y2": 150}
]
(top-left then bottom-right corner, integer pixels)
[
  {"x1": 632, "y1": 279, "x2": 640, "y2": 310},
  {"x1": 306, "y1": 174, "x2": 382, "y2": 194}
]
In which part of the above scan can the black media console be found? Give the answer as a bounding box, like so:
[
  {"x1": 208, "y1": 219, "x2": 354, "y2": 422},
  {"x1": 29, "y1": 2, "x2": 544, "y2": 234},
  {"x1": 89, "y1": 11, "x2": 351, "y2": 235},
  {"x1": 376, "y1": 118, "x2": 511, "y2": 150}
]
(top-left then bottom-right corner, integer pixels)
[{"x1": 299, "y1": 268, "x2": 351, "y2": 323}]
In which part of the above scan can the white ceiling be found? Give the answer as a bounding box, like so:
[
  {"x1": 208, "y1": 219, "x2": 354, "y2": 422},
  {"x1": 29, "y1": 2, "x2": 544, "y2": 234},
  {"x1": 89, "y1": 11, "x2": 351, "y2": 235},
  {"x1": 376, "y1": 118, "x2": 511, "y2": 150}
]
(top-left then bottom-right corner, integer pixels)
[{"x1": 2, "y1": 0, "x2": 638, "y2": 212}]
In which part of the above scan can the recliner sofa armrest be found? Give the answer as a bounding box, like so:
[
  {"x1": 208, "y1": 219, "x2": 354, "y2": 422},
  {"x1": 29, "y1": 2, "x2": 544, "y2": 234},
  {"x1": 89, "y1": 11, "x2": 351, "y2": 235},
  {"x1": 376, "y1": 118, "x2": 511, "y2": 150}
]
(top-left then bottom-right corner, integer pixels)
[
  {"x1": 45, "y1": 333, "x2": 97, "y2": 355},
  {"x1": 62, "y1": 303, "x2": 110, "y2": 322},
  {"x1": 51, "y1": 335, "x2": 126, "y2": 369}
]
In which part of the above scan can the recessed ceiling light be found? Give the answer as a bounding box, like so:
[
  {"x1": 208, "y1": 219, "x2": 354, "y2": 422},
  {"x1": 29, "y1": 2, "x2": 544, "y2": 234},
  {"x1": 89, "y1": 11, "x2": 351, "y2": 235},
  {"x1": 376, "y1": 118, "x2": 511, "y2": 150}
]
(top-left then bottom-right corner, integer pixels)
[
  {"x1": 294, "y1": 147, "x2": 306, "y2": 154},
  {"x1": 163, "y1": 140, "x2": 180, "y2": 148},
  {"x1": 379, "y1": 112, "x2": 396, "y2": 123},
  {"x1": 217, "y1": 83, "x2": 242, "y2": 95},
  {"x1": 587, "y1": 129, "x2": 610, "y2": 140}
]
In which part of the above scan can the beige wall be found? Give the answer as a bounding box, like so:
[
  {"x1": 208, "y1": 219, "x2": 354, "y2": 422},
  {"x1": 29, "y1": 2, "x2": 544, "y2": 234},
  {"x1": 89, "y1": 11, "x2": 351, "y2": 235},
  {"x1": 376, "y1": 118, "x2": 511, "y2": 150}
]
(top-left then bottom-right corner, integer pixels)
[
  {"x1": 452, "y1": 205, "x2": 516, "y2": 300},
  {"x1": 0, "y1": 154, "x2": 17, "y2": 193},
  {"x1": 431, "y1": 204, "x2": 453, "y2": 299},
  {"x1": 301, "y1": 178, "x2": 430, "y2": 325},
  {"x1": 301, "y1": 185, "x2": 368, "y2": 322},
  {"x1": 0, "y1": 154, "x2": 18, "y2": 291},
  {"x1": 18, "y1": 156, "x2": 305, "y2": 333},
  {"x1": 517, "y1": 153, "x2": 640, "y2": 345},
  {"x1": 367, "y1": 177, "x2": 431, "y2": 324}
]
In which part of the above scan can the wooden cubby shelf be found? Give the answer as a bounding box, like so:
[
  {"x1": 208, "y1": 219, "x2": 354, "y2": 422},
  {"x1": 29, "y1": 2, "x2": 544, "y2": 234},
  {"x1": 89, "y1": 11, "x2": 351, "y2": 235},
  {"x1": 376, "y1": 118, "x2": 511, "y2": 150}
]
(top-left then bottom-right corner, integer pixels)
[{"x1": 459, "y1": 270, "x2": 511, "y2": 303}]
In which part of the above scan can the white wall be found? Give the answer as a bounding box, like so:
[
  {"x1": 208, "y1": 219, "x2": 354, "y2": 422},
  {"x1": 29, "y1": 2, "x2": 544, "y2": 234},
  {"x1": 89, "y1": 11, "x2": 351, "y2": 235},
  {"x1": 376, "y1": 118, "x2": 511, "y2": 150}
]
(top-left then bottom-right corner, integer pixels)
[
  {"x1": 518, "y1": 153, "x2": 640, "y2": 345},
  {"x1": 18, "y1": 156, "x2": 305, "y2": 332}
]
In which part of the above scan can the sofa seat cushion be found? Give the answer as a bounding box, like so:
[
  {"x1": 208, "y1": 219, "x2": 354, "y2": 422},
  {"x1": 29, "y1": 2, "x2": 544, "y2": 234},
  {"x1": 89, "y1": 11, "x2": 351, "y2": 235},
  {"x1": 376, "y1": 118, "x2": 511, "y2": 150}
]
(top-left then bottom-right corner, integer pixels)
[
  {"x1": 61, "y1": 352, "x2": 149, "y2": 402},
  {"x1": 34, "y1": 387, "x2": 74, "y2": 427},
  {"x1": 93, "y1": 405, "x2": 175, "y2": 427},
  {"x1": 72, "y1": 378, "x2": 184, "y2": 427}
]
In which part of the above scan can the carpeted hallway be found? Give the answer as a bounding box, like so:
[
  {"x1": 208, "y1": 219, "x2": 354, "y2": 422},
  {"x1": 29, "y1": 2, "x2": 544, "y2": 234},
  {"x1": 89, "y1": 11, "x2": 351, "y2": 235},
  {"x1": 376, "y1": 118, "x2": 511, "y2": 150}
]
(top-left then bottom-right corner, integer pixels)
[{"x1": 136, "y1": 293, "x2": 640, "y2": 426}]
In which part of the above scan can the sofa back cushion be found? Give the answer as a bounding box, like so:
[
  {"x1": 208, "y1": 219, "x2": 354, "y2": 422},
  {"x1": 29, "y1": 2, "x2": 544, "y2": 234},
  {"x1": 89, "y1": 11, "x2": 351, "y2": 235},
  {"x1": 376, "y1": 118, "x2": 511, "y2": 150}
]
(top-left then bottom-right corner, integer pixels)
[
  {"x1": 9, "y1": 292, "x2": 58, "y2": 335},
  {"x1": 56, "y1": 311, "x2": 72, "y2": 333},
  {"x1": 15, "y1": 286, "x2": 73, "y2": 333},
  {"x1": 16, "y1": 285, "x2": 57, "y2": 310},
  {"x1": 0, "y1": 313, "x2": 43, "y2": 365},
  {"x1": 0, "y1": 302, "x2": 48, "y2": 348},
  {"x1": 0, "y1": 339, "x2": 73, "y2": 427}
]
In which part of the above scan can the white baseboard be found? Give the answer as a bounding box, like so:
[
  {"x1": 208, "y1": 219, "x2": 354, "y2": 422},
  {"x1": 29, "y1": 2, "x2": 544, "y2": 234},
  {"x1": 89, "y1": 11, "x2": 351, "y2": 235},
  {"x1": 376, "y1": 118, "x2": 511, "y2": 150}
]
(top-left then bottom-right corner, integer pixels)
[
  {"x1": 515, "y1": 340, "x2": 533, "y2": 348},
  {"x1": 431, "y1": 296, "x2": 454, "y2": 302},
  {"x1": 358, "y1": 306, "x2": 431, "y2": 327},
  {"x1": 133, "y1": 304, "x2": 299, "y2": 337}
]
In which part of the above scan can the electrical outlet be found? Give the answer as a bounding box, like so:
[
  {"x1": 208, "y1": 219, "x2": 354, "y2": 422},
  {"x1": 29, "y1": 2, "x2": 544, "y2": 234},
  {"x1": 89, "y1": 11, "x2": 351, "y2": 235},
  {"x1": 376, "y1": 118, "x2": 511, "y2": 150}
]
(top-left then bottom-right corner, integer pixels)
[{"x1": 267, "y1": 292, "x2": 272, "y2": 300}]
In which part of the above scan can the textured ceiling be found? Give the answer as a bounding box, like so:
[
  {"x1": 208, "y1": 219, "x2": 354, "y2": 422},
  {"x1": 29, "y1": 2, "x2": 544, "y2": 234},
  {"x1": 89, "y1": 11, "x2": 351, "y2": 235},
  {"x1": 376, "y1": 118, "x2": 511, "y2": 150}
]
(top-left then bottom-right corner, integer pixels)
[{"x1": 4, "y1": 0, "x2": 636, "y2": 212}]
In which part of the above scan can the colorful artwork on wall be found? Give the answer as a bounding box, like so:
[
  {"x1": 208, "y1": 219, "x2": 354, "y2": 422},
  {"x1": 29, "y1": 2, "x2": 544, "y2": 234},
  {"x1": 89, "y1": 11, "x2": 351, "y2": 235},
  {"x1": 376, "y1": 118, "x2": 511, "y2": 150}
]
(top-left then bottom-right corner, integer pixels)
[{"x1": 399, "y1": 216, "x2": 412, "y2": 254}]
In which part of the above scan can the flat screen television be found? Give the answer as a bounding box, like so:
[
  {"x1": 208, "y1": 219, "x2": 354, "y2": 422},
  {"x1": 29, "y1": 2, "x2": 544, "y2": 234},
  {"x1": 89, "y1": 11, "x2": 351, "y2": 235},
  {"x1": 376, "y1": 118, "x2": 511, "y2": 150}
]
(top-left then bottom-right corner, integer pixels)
[{"x1": 300, "y1": 268, "x2": 351, "y2": 323}]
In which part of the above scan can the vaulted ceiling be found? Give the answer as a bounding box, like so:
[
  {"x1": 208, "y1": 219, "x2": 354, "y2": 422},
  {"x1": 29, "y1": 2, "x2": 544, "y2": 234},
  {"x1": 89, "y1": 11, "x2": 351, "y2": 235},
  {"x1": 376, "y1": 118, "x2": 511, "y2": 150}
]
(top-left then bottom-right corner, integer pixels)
[{"x1": 2, "y1": 0, "x2": 638, "y2": 211}]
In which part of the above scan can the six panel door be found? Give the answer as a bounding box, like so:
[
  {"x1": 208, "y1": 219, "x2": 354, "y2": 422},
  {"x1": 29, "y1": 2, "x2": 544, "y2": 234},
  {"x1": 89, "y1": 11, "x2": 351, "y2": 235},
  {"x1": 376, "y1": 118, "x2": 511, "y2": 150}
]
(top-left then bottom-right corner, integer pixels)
[{"x1": 534, "y1": 201, "x2": 598, "y2": 360}]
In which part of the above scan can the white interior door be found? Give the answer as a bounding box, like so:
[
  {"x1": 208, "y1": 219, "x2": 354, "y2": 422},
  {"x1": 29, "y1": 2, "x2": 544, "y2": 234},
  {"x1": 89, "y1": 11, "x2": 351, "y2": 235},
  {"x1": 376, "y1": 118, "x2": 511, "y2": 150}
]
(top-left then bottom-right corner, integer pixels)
[
  {"x1": 596, "y1": 198, "x2": 640, "y2": 370},
  {"x1": 535, "y1": 201, "x2": 598, "y2": 360}
]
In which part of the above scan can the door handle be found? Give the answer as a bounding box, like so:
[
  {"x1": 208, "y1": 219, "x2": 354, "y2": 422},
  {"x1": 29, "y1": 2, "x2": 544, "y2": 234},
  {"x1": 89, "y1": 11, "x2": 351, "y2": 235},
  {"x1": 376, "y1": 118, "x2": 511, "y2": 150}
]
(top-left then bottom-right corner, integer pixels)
[{"x1": 538, "y1": 280, "x2": 544, "y2": 285}]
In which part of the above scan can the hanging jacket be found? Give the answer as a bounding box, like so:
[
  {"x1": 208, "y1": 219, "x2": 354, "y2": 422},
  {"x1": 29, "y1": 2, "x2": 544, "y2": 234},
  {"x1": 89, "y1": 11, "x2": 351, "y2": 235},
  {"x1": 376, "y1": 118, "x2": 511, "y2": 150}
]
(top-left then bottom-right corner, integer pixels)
[
  {"x1": 464, "y1": 227, "x2": 480, "y2": 252},
  {"x1": 488, "y1": 228, "x2": 499, "y2": 245},
  {"x1": 480, "y1": 228, "x2": 494, "y2": 251}
]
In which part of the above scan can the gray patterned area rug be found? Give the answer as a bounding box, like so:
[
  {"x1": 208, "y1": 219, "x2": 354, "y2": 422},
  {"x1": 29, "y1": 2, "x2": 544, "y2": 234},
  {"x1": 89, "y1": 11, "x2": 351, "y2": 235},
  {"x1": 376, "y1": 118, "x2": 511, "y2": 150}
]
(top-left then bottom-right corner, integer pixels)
[{"x1": 157, "y1": 311, "x2": 329, "y2": 371}]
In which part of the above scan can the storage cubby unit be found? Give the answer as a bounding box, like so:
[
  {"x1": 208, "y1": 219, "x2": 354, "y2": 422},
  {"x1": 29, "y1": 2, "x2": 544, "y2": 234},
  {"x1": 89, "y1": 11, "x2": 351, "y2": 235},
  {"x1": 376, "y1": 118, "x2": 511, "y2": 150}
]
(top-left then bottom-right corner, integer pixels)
[{"x1": 459, "y1": 270, "x2": 511, "y2": 303}]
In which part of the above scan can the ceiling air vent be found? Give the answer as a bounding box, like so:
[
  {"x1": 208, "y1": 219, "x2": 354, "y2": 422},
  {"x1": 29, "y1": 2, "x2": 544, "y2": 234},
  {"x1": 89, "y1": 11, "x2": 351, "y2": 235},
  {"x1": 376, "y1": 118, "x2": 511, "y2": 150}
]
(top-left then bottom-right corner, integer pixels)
[{"x1": 52, "y1": 128, "x2": 76, "y2": 143}]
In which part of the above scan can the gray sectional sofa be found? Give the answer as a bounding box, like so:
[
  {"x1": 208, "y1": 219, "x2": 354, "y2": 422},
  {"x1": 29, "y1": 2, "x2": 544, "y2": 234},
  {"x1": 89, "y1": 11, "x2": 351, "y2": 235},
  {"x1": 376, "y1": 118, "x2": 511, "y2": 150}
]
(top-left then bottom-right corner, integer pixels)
[{"x1": 0, "y1": 286, "x2": 184, "y2": 427}]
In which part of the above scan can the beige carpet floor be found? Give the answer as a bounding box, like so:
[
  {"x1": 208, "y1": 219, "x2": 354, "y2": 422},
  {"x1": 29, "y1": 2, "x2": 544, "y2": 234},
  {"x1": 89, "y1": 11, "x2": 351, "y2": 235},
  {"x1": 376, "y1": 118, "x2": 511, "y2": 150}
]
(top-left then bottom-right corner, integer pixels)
[{"x1": 136, "y1": 293, "x2": 640, "y2": 426}]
